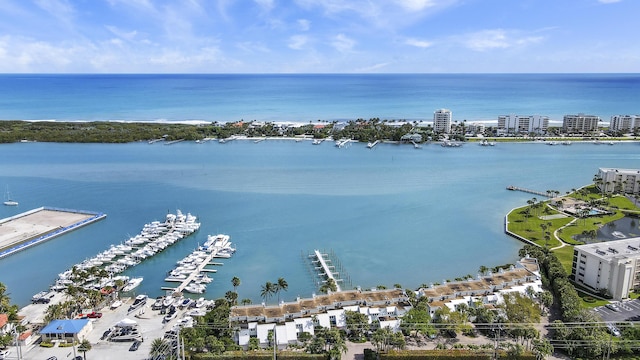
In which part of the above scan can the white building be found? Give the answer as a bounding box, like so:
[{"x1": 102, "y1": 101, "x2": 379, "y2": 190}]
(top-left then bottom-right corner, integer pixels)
[
  {"x1": 230, "y1": 258, "x2": 541, "y2": 349},
  {"x1": 466, "y1": 123, "x2": 485, "y2": 135},
  {"x1": 572, "y1": 237, "x2": 640, "y2": 301},
  {"x1": 610, "y1": 115, "x2": 640, "y2": 132},
  {"x1": 231, "y1": 289, "x2": 410, "y2": 348},
  {"x1": 421, "y1": 257, "x2": 542, "y2": 317},
  {"x1": 497, "y1": 115, "x2": 549, "y2": 135},
  {"x1": 596, "y1": 168, "x2": 640, "y2": 194},
  {"x1": 563, "y1": 113, "x2": 600, "y2": 133},
  {"x1": 433, "y1": 109, "x2": 452, "y2": 133}
]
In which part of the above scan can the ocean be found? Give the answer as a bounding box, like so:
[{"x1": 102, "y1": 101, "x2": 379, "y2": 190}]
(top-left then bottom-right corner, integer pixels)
[
  {"x1": 0, "y1": 74, "x2": 639, "y2": 123},
  {"x1": 0, "y1": 74, "x2": 639, "y2": 307}
]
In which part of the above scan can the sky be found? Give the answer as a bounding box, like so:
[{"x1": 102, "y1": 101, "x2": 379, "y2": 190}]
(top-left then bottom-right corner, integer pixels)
[{"x1": 0, "y1": 0, "x2": 637, "y2": 73}]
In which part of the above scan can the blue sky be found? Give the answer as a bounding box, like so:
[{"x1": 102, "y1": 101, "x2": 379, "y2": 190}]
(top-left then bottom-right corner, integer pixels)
[{"x1": 0, "y1": 0, "x2": 637, "y2": 73}]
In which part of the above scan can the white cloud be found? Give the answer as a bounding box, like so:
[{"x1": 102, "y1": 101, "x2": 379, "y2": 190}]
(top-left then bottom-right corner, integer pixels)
[
  {"x1": 357, "y1": 62, "x2": 389, "y2": 72},
  {"x1": 236, "y1": 41, "x2": 271, "y2": 53},
  {"x1": 462, "y1": 29, "x2": 543, "y2": 52},
  {"x1": 288, "y1": 35, "x2": 308, "y2": 50},
  {"x1": 331, "y1": 34, "x2": 355, "y2": 52},
  {"x1": 394, "y1": 0, "x2": 438, "y2": 11},
  {"x1": 405, "y1": 38, "x2": 433, "y2": 48},
  {"x1": 254, "y1": 0, "x2": 275, "y2": 11},
  {"x1": 34, "y1": 0, "x2": 75, "y2": 25},
  {"x1": 297, "y1": 19, "x2": 311, "y2": 31},
  {"x1": 105, "y1": 26, "x2": 138, "y2": 42},
  {"x1": 598, "y1": 0, "x2": 621, "y2": 3}
]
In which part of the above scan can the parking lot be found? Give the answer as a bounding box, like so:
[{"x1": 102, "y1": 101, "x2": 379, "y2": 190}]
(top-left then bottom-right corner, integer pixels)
[{"x1": 593, "y1": 299, "x2": 640, "y2": 322}]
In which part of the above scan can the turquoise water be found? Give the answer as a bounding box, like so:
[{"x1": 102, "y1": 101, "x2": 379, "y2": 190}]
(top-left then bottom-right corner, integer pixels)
[
  {"x1": 0, "y1": 74, "x2": 639, "y2": 122},
  {"x1": 2, "y1": 140, "x2": 640, "y2": 306}
]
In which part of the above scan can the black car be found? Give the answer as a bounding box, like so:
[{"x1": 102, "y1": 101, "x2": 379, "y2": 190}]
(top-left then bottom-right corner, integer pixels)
[{"x1": 129, "y1": 340, "x2": 142, "y2": 351}]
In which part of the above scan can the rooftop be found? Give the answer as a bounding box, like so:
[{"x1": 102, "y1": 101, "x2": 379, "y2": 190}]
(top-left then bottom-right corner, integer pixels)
[{"x1": 576, "y1": 236, "x2": 640, "y2": 260}]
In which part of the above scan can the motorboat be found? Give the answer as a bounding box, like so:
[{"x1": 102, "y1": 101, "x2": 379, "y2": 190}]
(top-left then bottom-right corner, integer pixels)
[
  {"x1": 110, "y1": 300, "x2": 123, "y2": 309},
  {"x1": 162, "y1": 296, "x2": 175, "y2": 308},
  {"x1": 195, "y1": 297, "x2": 206, "y2": 308},
  {"x1": 184, "y1": 283, "x2": 206, "y2": 294},
  {"x1": 122, "y1": 277, "x2": 143, "y2": 292}
]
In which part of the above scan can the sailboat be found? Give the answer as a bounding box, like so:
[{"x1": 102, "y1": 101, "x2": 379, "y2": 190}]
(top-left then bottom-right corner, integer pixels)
[{"x1": 3, "y1": 186, "x2": 18, "y2": 206}]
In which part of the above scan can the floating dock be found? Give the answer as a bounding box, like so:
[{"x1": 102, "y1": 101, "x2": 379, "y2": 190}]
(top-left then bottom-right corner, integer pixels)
[{"x1": 0, "y1": 207, "x2": 106, "y2": 259}]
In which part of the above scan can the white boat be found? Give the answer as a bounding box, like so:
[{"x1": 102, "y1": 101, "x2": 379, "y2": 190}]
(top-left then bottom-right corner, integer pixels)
[
  {"x1": 162, "y1": 296, "x2": 175, "y2": 307},
  {"x1": 110, "y1": 300, "x2": 123, "y2": 309},
  {"x1": 195, "y1": 297, "x2": 206, "y2": 308},
  {"x1": 122, "y1": 277, "x2": 143, "y2": 292},
  {"x1": 612, "y1": 231, "x2": 626, "y2": 239},
  {"x1": 3, "y1": 186, "x2": 18, "y2": 206},
  {"x1": 184, "y1": 283, "x2": 206, "y2": 294}
]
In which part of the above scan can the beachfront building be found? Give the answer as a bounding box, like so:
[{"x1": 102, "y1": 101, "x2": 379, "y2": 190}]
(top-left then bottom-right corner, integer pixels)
[
  {"x1": 563, "y1": 113, "x2": 600, "y2": 133},
  {"x1": 433, "y1": 109, "x2": 452, "y2": 133},
  {"x1": 572, "y1": 237, "x2": 640, "y2": 301},
  {"x1": 610, "y1": 115, "x2": 640, "y2": 132},
  {"x1": 497, "y1": 115, "x2": 549, "y2": 135},
  {"x1": 466, "y1": 123, "x2": 485, "y2": 136},
  {"x1": 230, "y1": 257, "x2": 540, "y2": 349},
  {"x1": 596, "y1": 168, "x2": 640, "y2": 194}
]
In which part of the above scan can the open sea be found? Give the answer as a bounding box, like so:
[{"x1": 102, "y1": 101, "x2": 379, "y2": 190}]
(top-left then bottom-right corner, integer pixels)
[{"x1": 0, "y1": 74, "x2": 639, "y2": 307}]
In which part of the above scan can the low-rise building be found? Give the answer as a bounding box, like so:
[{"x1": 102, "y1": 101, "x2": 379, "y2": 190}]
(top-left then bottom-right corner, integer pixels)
[
  {"x1": 231, "y1": 257, "x2": 541, "y2": 348},
  {"x1": 572, "y1": 237, "x2": 640, "y2": 300},
  {"x1": 39, "y1": 319, "x2": 92, "y2": 343}
]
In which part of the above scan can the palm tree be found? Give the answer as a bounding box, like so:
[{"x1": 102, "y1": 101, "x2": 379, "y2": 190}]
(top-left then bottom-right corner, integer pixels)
[
  {"x1": 225, "y1": 291, "x2": 238, "y2": 306},
  {"x1": 261, "y1": 281, "x2": 276, "y2": 305},
  {"x1": 77, "y1": 339, "x2": 92, "y2": 360},
  {"x1": 149, "y1": 338, "x2": 169, "y2": 359},
  {"x1": 319, "y1": 278, "x2": 338, "y2": 294},
  {"x1": 241, "y1": 298, "x2": 252, "y2": 305},
  {"x1": 479, "y1": 265, "x2": 488, "y2": 276},
  {"x1": 231, "y1": 276, "x2": 241, "y2": 293},
  {"x1": 275, "y1": 277, "x2": 288, "y2": 303}
]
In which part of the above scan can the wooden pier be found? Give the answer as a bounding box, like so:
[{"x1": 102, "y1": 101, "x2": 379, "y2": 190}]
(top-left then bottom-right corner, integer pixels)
[{"x1": 506, "y1": 186, "x2": 553, "y2": 198}]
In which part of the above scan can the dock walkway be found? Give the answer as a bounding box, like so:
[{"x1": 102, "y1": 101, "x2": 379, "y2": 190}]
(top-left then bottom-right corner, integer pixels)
[
  {"x1": 311, "y1": 250, "x2": 343, "y2": 292},
  {"x1": 506, "y1": 186, "x2": 553, "y2": 198}
]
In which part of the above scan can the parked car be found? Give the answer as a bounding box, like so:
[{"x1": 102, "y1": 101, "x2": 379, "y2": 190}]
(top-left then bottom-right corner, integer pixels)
[
  {"x1": 129, "y1": 340, "x2": 142, "y2": 351},
  {"x1": 0, "y1": 349, "x2": 10, "y2": 359},
  {"x1": 605, "y1": 304, "x2": 620, "y2": 312},
  {"x1": 86, "y1": 312, "x2": 102, "y2": 318}
]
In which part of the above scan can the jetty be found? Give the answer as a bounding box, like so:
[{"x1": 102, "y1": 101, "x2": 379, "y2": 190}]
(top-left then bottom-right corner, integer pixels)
[
  {"x1": 164, "y1": 139, "x2": 185, "y2": 145},
  {"x1": 0, "y1": 207, "x2": 106, "y2": 259},
  {"x1": 506, "y1": 186, "x2": 553, "y2": 198},
  {"x1": 335, "y1": 138, "x2": 351, "y2": 148},
  {"x1": 367, "y1": 140, "x2": 380, "y2": 149},
  {"x1": 306, "y1": 249, "x2": 352, "y2": 292}
]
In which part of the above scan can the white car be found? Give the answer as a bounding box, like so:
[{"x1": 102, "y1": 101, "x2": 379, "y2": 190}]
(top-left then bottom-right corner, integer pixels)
[{"x1": 0, "y1": 349, "x2": 10, "y2": 360}]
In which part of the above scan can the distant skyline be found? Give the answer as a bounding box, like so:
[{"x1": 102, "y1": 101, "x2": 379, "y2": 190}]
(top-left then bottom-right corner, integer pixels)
[{"x1": 0, "y1": 0, "x2": 637, "y2": 73}]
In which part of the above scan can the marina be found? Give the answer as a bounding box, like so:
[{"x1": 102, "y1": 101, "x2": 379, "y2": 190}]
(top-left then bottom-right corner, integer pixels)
[
  {"x1": 45, "y1": 210, "x2": 200, "y2": 296},
  {"x1": 0, "y1": 207, "x2": 106, "y2": 259},
  {"x1": 161, "y1": 234, "x2": 234, "y2": 294}
]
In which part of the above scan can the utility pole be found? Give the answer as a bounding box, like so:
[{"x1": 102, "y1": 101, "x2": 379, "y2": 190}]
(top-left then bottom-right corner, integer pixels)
[{"x1": 273, "y1": 324, "x2": 277, "y2": 360}]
